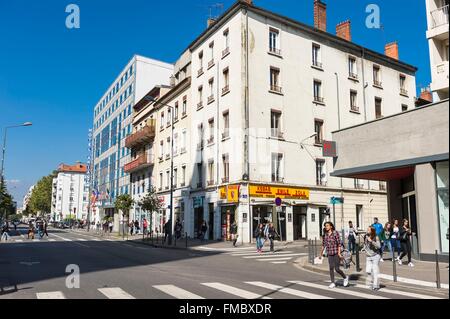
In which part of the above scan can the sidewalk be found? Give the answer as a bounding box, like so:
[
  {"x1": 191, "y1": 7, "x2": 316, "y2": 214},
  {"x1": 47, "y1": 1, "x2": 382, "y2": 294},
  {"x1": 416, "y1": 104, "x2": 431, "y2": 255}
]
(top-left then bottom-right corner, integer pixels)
[{"x1": 295, "y1": 253, "x2": 449, "y2": 293}]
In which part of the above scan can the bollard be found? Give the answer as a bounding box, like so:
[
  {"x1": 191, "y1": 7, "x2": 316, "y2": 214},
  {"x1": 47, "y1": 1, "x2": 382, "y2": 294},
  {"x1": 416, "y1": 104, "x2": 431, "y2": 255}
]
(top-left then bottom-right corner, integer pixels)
[
  {"x1": 314, "y1": 238, "x2": 318, "y2": 259},
  {"x1": 436, "y1": 250, "x2": 441, "y2": 289},
  {"x1": 185, "y1": 232, "x2": 188, "y2": 248},
  {"x1": 174, "y1": 235, "x2": 177, "y2": 247},
  {"x1": 392, "y1": 250, "x2": 397, "y2": 282},
  {"x1": 356, "y1": 235, "x2": 361, "y2": 272}
]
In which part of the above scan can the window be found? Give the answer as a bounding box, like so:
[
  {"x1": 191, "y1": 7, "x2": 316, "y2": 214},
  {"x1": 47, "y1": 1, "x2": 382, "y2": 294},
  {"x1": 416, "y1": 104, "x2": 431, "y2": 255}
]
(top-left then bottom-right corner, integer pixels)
[
  {"x1": 400, "y1": 75, "x2": 408, "y2": 96},
  {"x1": 198, "y1": 51, "x2": 204, "y2": 76},
  {"x1": 373, "y1": 65, "x2": 382, "y2": 87},
  {"x1": 197, "y1": 163, "x2": 203, "y2": 188},
  {"x1": 356, "y1": 205, "x2": 363, "y2": 230},
  {"x1": 402, "y1": 104, "x2": 408, "y2": 112},
  {"x1": 313, "y1": 80, "x2": 323, "y2": 103},
  {"x1": 174, "y1": 102, "x2": 179, "y2": 121},
  {"x1": 223, "y1": 111, "x2": 230, "y2": 139},
  {"x1": 174, "y1": 168, "x2": 178, "y2": 188},
  {"x1": 222, "y1": 68, "x2": 230, "y2": 94},
  {"x1": 208, "y1": 118, "x2": 215, "y2": 144},
  {"x1": 160, "y1": 112, "x2": 165, "y2": 129},
  {"x1": 198, "y1": 86, "x2": 203, "y2": 109},
  {"x1": 270, "y1": 67, "x2": 281, "y2": 93},
  {"x1": 375, "y1": 98, "x2": 382, "y2": 119},
  {"x1": 166, "y1": 171, "x2": 170, "y2": 190},
  {"x1": 348, "y1": 57, "x2": 357, "y2": 79},
  {"x1": 350, "y1": 90, "x2": 358, "y2": 112},
  {"x1": 314, "y1": 119, "x2": 323, "y2": 145},
  {"x1": 174, "y1": 133, "x2": 178, "y2": 154},
  {"x1": 208, "y1": 42, "x2": 214, "y2": 68},
  {"x1": 159, "y1": 172, "x2": 163, "y2": 190},
  {"x1": 223, "y1": 154, "x2": 229, "y2": 183},
  {"x1": 182, "y1": 97, "x2": 187, "y2": 116},
  {"x1": 223, "y1": 29, "x2": 230, "y2": 57},
  {"x1": 269, "y1": 28, "x2": 280, "y2": 55},
  {"x1": 208, "y1": 160, "x2": 214, "y2": 185},
  {"x1": 166, "y1": 137, "x2": 171, "y2": 158},
  {"x1": 181, "y1": 130, "x2": 187, "y2": 153},
  {"x1": 270, "y1": 110, "x2": 283, "y2": 138},
  {"x1": 167, "y1": 108, "x2": 171, "y2": 127},
  {"x1": 271, "y1": 153, "x2": 284, "y2": 182},
  {"x1": 198, "y1": 123, "x2": 204, "y2": 149},
  {"x1": 354, "y1": 179, "x2": 364, "y2": 189},
  {"x1": 208, "y1": 79, "x2": 214, "y2": 103},
  {"x1": 312, "y1": 44, "x2": 322, "y2": 68},
  {"x1": 316, "y1": 159, "x2": 326, "y2": 186},
  {"x1": 181, "y1": 166, "x2": 186, "y2": 186}
]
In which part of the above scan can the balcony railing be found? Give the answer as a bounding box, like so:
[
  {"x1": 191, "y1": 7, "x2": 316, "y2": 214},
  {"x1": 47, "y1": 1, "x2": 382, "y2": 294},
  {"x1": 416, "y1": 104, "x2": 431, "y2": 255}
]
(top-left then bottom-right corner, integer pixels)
[
  {"x1": 349, "y1": 72, "x2": 358, "y2": 80},
  {"x1": 270, "y1": 85, "x2": 282, "y2": 93},
  {"x1": 312, "y1": 60, "x2": 323, "y2": 68},
  {"x1": 269, "y1": 47, "x2": 282, "y2": 56},
  {"x1": 197, "y1": 101, "x2": 203, "y2": 110},
  {"x1": 222, "y1": 86, "x2": 230, "y2": 95},
  {"x1": 207, "y1": 136, "x2": 215, "y2": 145},
  {"x1": 350, "y1": 106, "x2": 360, "y2": 113},
  {"x1": 208, "y1": 60, "x2": 215, "y2": 69},
  {"x1": 207, "y1": 95, "x2": 215, "y2": 104},
  {"x1": 379, "y1": 182, "x2": 387, "y2": 191},
  {"x1": 314, "y1": 96, "x2": 324, "y2": 103},
  {"x1": 180, "y1": 147, "x2": 187, "y2": 154},
  {"x1": 271, "y1": 130, "x2": 284, "y2": 139},
  {"x1": 222, "y1": 177, "x2": 229, "y2": 183},
  {"x1": 222, "y1": 47, "x2": 230, "y2": 58},
  {"x1": 124, "y1": 153, "x2": 154, "y2": 173},
  {"x1": 374, "y1": 80, "x2": 383, "y2": 88},
  {"x1": 400, "y1": 88, "x2": 409, "y2": 96},
  {"x1": 197, "y1": 141, "x2": 204, "y2": 150},
  {"x1": 431, "y1": 5, "x2": 449, "y2": 28},
  {"x1": 271, "y1": 175, "x2": 284, "y2": 183},
  {"x1": 222, "y1": 131, "x2": 230, "y2": 140},
  {"x1": 125, "y1": 121, "x2": 156, "y2": 149},
  {"x1": 207, "y1": 180, "x2": 215, "y2": 186},
  {"x1": 197, "y1": 67, "x2": 204, "y2": 77}
]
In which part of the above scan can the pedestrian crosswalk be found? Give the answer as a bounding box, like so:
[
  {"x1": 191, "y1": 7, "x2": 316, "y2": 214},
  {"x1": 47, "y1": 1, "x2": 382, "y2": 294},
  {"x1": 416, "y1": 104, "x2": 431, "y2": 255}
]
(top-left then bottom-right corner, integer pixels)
[{"x1": 30, "y1": 279, "x2": 445, "y2": 299}]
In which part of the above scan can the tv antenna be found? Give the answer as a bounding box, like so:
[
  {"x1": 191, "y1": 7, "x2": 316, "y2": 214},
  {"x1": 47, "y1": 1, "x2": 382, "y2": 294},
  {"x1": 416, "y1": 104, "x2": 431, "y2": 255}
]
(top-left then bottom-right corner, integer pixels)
[{"x1": 208, "y1": 3, "x2": 224, "y2": 20}]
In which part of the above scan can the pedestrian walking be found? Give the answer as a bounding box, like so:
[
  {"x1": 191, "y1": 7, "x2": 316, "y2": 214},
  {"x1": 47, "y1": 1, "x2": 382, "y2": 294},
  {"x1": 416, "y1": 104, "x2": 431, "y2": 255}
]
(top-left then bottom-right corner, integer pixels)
[
  {"x1": 1, "y1": 222, "x2": 10, "y2": 241},
  {"x1": 372, "y1": 217, "x2": 383, "y2": 237},
  {"x1": 130, "y1": 220, "x2": 134, "y2": 236},
  {"x1": 318, "y1": 222, "x2": 349, "y2": 289},
  {"x1": 364, "y1": 226, "x2": 382, "y2": 291},
  {"x1": 230, "y1": 221, "x2": 238, "y2": 247},
  {"x1": 27, "y1": 221, "x2": 35, "y2": 240},
  {"x1": 43, "y1": 220, "x2": 49, "y2": 237},
  {"x1": 108, "y1": 221, "x2": 113, "y2": 233},
  {"x1": 379, "y1": 222, "x2": 393, "y2": 262},
  {"x1": 254, "y1": 224, "x2": 265, "y2": 253},
  {"x1": 396, "y1": 219, "x2": 415, "y2": 267},
  {"x1": 391, "y1": 219, "x2": 402, "y2": 258},
  {"x1": 143, "y1": 218, "x2": 148, "y2": 236},
  {"x1": 200, "y1": 221, "x2": 208, "y2": 242},
  {"x1": 267, "y1": 223, "x2": 278, "y2": 252},
  {"x1": 164, "y1": 220, "x2": 172, "y2": 243},
  {"x1": 345, "y1": 221, "x2": 357, "y2": 255},
  {"x1": 175, "y1": 219, "x2": 183, "y2": 240},
  {"x1": 134, "y1": 220, "x2": 140, "y2": 235}
]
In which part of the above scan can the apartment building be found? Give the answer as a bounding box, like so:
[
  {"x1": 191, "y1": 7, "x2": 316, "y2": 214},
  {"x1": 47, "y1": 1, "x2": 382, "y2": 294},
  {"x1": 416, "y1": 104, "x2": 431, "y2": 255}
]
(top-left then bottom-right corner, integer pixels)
[
  {"x1": 128, "y1": 0, "x2": 417, "y2": 243},
  {"x1": 91, "y1": 55, "x2": 173, "y2": 229},
  {"x1": 426, "y1": 0, "x2": 449, "y2": 101},
  {"x1": 22, "y1": 184, "x2": 35, "y2": 211},
  {"x1": 51, "y1": 163, "x2": 88, "y2": 221}
]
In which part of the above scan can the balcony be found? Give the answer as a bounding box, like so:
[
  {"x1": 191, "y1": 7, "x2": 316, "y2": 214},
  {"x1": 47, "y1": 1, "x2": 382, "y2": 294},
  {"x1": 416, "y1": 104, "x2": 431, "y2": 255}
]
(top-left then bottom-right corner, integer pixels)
[
  {"x1": 431, "y1": 5, "x2": 449, "y2": 28},
  {"x1": 271, "y1": 130, "x2": 284, "y2": 140},
  {"x1": 349, "y1": 72, "x2": 358, "y2": 80},
  {"x1": 269, "y1": 85, "x2": 283, "y2": 94},
  {"x1": 208, "y1": 60, "x2": 215, "y2": 69},
  {"x1": 312, "y1": 60, "x2": 323, "y2": 69},
  {"x1": 373, "y1": 80, "x2": 383, "y2": 88},
  {"x1": 207, "y1": 95, "x2": 215, "y2": 104},
  {"x1": 354, "y1": 183, "x2": 365, "y2": 190},
  {"x1": 197, "y1": 101, "x2": 203, "y2": 110},
  {"x1": 313, "y1": 96, "x2": 325, "y2": 104},
  {"x1": 222, "y1": 47, "x2": 230, "y2": 58},
  {"x1": 125, "y1": 122, "x2": 156, "y2": 149},
  {"x1": 197, "y1": 67, "x2": 204, "y2": 77},
  {"x1": 350, "y1": 106, "x2": 360, "y2": 113},
  {"x1": 180, "y1": 147, "x2": 187, "y2": 154},
  {"x1": 431, "y1": 61, "x2": 449, "y2": 93},
  {"x1": 222, "y1": 85, "x2": 230, "y2": 95},
  {"x1": 269, "y1": 47, "x2": 282, "y2": 56},
  {"x1": 207, "y1": 136, "x2": 215, "y2": 145},
  {"x1": 123, "y1": 153, "x2": 154, "y2": 174},
  {"x1": 222, "y1": 131, "x2": 230, "y2": 140},
  {"x1": 222, "y1": 177, "x2": 229, "y2": 183},
  {"x1": 207, "y1": 180, "x2": 215, "y2": 187},
  {"x1": 400, "y1": 88, "x2": 409, "y2": 97},
  {"x1": 271, "y1": 175, "x2": 284, "y2": 183}
]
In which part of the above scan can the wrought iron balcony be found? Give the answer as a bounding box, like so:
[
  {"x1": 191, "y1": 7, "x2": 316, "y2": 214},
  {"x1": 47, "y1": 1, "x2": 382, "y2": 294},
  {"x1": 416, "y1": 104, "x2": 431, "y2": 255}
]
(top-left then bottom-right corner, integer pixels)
[{"x1": 125, "y1": 121, "x2": 156, "y2": 149}]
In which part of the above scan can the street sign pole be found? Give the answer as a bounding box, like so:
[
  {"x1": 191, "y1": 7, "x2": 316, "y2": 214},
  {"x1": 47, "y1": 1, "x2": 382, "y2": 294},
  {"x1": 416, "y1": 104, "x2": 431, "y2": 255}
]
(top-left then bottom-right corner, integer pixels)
[{"x1": 333, "y1": 202, "x2": 336, "y2": 227}]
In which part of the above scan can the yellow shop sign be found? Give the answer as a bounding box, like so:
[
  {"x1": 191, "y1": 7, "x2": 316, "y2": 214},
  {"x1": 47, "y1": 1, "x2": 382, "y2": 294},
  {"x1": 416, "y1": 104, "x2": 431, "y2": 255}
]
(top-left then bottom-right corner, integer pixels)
[
  {"x1": 249, "y1": 185, "x2": 309, "y2": 200},
  {"x1": 219, "y1": 185, "x2": 240, "y2": 203}
]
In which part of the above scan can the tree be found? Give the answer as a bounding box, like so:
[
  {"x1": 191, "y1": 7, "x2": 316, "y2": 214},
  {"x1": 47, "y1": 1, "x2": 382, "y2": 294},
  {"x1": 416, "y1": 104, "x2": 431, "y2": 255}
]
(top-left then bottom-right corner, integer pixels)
[
  {"x1": 28, "y1": 173, "x2": 56, "y2": 216},
  {"x1": 0, "y1": 178, "x2": 14, "y2": 220},
  {"x1": 139, "y1": 186, "x2": 163, "y2": 233},
  {"x1": 114, "y1": 194, "x2": 134, "y2": 239}
]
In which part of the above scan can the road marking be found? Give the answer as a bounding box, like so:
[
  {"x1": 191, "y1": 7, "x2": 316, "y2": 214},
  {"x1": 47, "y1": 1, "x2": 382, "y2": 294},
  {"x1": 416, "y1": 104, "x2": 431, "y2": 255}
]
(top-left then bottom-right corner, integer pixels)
[
  {"x1": 202, "y1": 282, "x2": 272, "y2": 299},
  {"x1": 76, "y1": 238, "x2": 88, "y2": 242},
  {"x1": 32, "y1": 239, "x2": 40, "y2": 242},
  {"x1": 98, "y1": 288, "x2": 135, "y2": 299},
  {"x1": 243, "y1": 253, "x2": 307, "y2": 259},
  {"x1": 289, "y1": 281, "x2": 387, "y2": 299},
  {"x1": 271, "y1": 261, "x2": 288, "y2": 264},
  {"x1": 353, "y1": 284, "x2": 444, "y2": 299},
  {"x1": 48, "y1": 239, "x2": 56, "y2": 242},
  {"x1": 19, "y1": 262, "x2": 41, "y2": 266},
  {"x1": 15, "y1": 239, "x2": 23, "y2": 243},
  {"x1": 256, "y1": 257, "x2": 293, "y2": 262},
  {"x1": 377, "y1": 274, "x2": 449, "y2": 289},
  {"x1": 196, "y1": 246, "x2": 257, "y2": 252},
  {"x1": 153, "y1": 285, "x2": 204, "y2": 299},
  {"x1": 51, "y1": 234, "x2": 73, "y2": 242},
  {"x1": 245, "y1": 282, "x2": 332, "y2": 299},
  {"x1": 230, "y1": 251, "x2": 293, "y2": 256},
  {"x1": 36, "y1": 291, "x2": 65, "y2": 299}
]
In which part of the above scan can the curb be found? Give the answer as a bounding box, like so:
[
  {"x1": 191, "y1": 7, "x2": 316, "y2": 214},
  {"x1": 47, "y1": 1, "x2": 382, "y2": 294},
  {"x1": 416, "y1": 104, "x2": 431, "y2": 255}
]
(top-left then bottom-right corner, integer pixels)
[{"x1": 293, "y1": 256, "x2": 449, "y2": 296}]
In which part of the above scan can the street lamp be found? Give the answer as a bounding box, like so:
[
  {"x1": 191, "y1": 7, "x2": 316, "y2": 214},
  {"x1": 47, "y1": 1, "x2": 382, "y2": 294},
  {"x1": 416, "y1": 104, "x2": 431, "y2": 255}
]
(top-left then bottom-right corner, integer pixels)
[
  {"x1": 144, "y1": 96, "x2": 175, "y2": 245},
  {"x1": 1, "y1": 122, "x2": 33, "y2": 181}
]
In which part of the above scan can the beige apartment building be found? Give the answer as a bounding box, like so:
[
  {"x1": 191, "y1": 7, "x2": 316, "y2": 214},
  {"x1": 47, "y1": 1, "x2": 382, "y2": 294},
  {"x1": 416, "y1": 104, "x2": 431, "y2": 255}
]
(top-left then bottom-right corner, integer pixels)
[{"x1": 125, "y1": 0, "x2": 418, "y2": 243}]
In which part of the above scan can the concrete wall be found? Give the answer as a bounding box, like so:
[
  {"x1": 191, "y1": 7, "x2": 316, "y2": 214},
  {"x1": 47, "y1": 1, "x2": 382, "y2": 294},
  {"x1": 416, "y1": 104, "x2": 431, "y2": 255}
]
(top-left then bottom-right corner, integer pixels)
[{"x1": 333, "y1": 100, "x2": 449, "y2": 174}]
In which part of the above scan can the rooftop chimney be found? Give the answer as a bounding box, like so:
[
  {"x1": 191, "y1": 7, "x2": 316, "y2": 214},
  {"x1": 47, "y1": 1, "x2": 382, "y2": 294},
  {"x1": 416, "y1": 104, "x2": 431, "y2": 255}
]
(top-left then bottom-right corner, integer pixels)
[
  {"x1": 207, "y1": 18, "x2": 216, "y2": 28},
  {"x1": 420, "y1": 87, "x2": 433, "y2": 102},
  {"x1": 385, "y1": 42, "x2": 399, "y2": 60},
  {"x1": 170, "y1": 75, "x2": 176, "y2": 87},
  {"x1": 314, "y1": 0, "x2": 327, "y2": 32},
  {"x1": 242, "y1": 0, "x2": 253, "y2": 5},
  {"x1": 336, "y1": 20, "x2": 351, "y2": 41}
]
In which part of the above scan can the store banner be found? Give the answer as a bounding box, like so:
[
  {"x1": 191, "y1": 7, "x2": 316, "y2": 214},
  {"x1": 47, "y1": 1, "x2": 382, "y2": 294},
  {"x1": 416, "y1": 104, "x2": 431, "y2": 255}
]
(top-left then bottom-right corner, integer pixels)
[
  {"x1": 249, "y1": 185, "x2": 310, "y2": 200},
  {"x1": 219, "y1": 185, "x2": 240, "y2": 203}
]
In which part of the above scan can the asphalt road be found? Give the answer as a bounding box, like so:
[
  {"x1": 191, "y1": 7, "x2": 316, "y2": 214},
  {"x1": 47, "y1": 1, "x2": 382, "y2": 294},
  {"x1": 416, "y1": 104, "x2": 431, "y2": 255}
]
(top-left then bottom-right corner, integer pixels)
[{"x1": 0, "y1": 225, "x2": 446, "y2": 299}]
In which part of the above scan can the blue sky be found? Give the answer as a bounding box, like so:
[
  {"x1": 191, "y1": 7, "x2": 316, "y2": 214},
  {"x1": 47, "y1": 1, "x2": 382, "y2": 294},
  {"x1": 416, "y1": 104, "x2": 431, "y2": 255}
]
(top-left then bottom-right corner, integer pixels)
[{"x1": 0, "y1": 0, "x2": 430, "y2": 206}]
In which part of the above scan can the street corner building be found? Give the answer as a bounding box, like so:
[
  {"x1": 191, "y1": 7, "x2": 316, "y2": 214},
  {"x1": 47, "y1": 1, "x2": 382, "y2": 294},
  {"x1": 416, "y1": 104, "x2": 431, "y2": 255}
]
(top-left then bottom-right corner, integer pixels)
[{"x1": 90, "y1": 0, "x2": 423, "y2": 244}]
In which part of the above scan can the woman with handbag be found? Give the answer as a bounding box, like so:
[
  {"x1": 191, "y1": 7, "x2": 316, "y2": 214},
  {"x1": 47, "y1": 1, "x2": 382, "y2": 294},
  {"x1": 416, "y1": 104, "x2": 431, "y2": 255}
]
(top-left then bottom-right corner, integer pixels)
[
  {"x1": 396, "y1": 219, "x2": 414, "y2": 267},
  {"x1": 364, "y1": 226, "x2": 382, "y2": 290}
]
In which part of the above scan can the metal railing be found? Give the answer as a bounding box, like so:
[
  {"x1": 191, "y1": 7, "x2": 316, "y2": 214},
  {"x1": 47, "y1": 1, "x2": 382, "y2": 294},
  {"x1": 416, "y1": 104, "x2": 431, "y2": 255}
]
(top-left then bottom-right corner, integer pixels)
[
  {"x1": 269, "y1": 47, "x2": 282, "y2": 56},
  {"x1": 270, "y1": 85, "x2": 282, "y2": 93},
  {"x1": 431, "y1": 5, "x2": 449, "y2": 28},
  {"x1": 400, "y1": 88, "x2": 409, "y2": 96}
]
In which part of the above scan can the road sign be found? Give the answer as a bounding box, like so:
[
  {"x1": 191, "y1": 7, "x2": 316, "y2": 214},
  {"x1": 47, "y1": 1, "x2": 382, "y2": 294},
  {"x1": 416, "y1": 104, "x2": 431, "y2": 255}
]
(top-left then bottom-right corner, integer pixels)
[
  {"x1": 323, "y1": 141, "x2": 337, "y2": 157},
  {"x1": 330, "y1": 197, "x2": 344, "y2": 205},
  {"x1": 275, "y1": 197, "x2": 282, "y2": 207}
]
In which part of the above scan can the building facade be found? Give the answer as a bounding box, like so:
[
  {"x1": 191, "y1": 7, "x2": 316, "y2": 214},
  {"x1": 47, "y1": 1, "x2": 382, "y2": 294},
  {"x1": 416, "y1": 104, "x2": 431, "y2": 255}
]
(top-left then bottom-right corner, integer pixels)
[
  {"x1": 22, "y1": 184, "x2": 35, "y2": 211},
  {"x1": 426, "y1": 0, "x2": 449, "y2": 101},
  {"x1": 128, "y1": 0, "x2": 418, "y2": 243},
  {"x1": 51, "y1": 164, "x2": 88, "y2": 222},
  {"x1": 91, "y1": 55, "x2": 173, "y2": 230}
]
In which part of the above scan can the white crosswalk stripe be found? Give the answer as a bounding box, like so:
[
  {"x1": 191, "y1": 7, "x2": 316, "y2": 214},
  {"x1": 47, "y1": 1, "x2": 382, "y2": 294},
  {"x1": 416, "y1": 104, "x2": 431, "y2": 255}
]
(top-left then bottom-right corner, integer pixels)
[
  {"x1": 153, "y1": 285, "x2": 204, "y2": 299},
  {"x1": 243, "y1": 253, "x2": 307, "y2": 259},
  {"x1": 271, "y1": 261, "x2": 288, "y2": 264},
  {"x1": 230, "y1": 251, "x2": 293, "y2": 256},
  {"x1": 15, "y1": 239, "x2": 23, "y2": 243},
  {"x1": 48, "y1": 239, "x2": 56, "y2": 242},
  {"x1": 353, "y1": 284, "x2": 444, "y2": 299},
  {"x1": 98, "y1": 287, "x2": 135, "y2": 299},
  {"x1": 77, "y1": 238, "x2": 88, "y2": 242},
  {"x1": 289, "y1": 281, "x2": 387, "y2": 299},
  {"x1": 202, "y1": 282, "x2": 272, "y2": 299},
  {"x1": 256, "y1": 257, "x2": 293, "y2": 262},
  {"x1": 245, "y1": 281, "x2": 332, "y2": 299},
  {"x1": 36, "y1": 291, "x2": 66, "y2": 299}
]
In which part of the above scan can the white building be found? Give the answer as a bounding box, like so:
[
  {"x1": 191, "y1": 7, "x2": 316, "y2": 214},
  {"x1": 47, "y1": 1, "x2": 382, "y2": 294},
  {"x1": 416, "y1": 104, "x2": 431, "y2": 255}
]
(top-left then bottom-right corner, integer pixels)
[
  {"x1": 51, "y1": 164, "x2": 88, "y2": 221},
  {"x1": 426, "y1": 0, "x2": 449, "y2": 101},
  {"x1": 91, "y1": 55, "x2": 173, "y2": 230},
  {"x1": 128, "y1": 0, "x2": 418, "y2": 243},
  {"x1": 22, "y1": 184, "x2": 35, "y2": 211}
]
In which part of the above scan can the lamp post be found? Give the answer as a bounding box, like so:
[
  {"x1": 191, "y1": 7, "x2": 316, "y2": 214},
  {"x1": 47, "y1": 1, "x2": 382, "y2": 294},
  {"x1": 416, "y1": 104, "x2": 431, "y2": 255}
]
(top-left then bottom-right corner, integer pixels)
[
  {"x1": 144, "y1": 96, "x2": 175, "y2": 245},
  {"x1": 1, "y1": 122, "x2": 33, "y2": 182}
]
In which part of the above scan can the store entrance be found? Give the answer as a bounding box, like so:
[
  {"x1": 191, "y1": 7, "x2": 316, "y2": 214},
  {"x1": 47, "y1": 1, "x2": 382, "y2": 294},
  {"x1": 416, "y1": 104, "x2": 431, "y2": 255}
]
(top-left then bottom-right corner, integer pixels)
[
  {"x1": 221, "y1": 206, "x2": 237, "y2": 241},
  {"x1": 194, "y1": 207, "x2": 204, "y2": 239},
  {"x1": 293, "y1": 206, "x2": 307, "y2": 240}
]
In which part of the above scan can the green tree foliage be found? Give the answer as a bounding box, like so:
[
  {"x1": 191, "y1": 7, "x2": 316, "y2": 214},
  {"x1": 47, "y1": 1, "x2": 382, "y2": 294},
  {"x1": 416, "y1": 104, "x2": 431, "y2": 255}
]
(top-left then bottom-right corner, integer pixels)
[
  {"x1": 0, "y1": 178, "x2": 15, "y2": 219},
  {"x1": 28, "y1": 173, "x2": 56, "y2": 215},
  {"x1": 114, "y1": 194, "x2": 134, "y2": 219},
  {"x1": 138, "y1": 186, "x2": 163, "y2": 227}
]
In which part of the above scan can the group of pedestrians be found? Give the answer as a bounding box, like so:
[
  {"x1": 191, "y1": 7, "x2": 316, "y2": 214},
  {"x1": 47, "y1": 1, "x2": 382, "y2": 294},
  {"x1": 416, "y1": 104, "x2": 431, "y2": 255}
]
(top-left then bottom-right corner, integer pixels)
[{"x1": 254, "y1": 223, "x2": 279, "y2": 253}]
